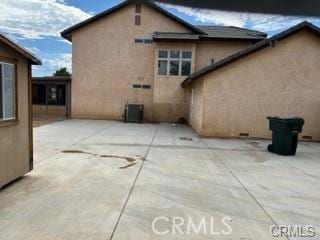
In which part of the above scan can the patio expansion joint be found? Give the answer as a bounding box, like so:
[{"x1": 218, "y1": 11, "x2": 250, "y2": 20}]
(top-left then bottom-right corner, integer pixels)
[
  {"x1": 275, "y1": 156, "x2": 320, "y2": 181},
  {"x1": 201, "y1": 140, "x2": 291, "y2": 240},
  {"x1": 109, "y1": 124, "x2": 160, "y2": 240}
]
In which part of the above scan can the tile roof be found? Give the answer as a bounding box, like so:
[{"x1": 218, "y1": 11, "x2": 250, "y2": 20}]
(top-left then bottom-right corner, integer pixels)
[{"x1": 197, "y1": 25, "x2": 267, "y2": 40}]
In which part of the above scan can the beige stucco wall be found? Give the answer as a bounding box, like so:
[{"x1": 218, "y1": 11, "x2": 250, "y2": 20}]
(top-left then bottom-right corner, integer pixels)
[
  {"x1": 192, "y1": 30, "x2": 320, "y2": 140},
  {"x1": 71, "y1": 3, "x2": 252, "y2": 122},
  {"x1": 188, "y1": 77, "x2": 204, "y2": 133},
  {"x1": 71, "y1": 3, "x2": 192, "y2": 121},
  {"x1": 195, "y1": 41, "x2": 250, "y2": 71},
  {"x1": 0, "y1": 42, "x2": 30, "y2": 188},
  {"x1": 153, "y1": 42, "x2": 196, "y2": 122}
]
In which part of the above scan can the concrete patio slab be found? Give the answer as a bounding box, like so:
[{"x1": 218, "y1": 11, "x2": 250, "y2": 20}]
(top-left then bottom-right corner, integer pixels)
[{"x1": 0, "y1": 120, "x2": 319, "y2": 240}]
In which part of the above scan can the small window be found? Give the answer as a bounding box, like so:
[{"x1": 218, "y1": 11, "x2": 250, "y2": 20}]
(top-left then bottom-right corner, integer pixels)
[
  {"x1": 142, "y1": 84, "x2": 151, "y2": 89},
  {"x1": 158, "y1": 50, "x2": 168, "y2": 58},
  {"x1": 135, "y1": 15, "x2": 141, "y2": 25},
  {"x1": 182, "y1": 51, "x2": 192, "y2": 59},
  {"x1": 134, "y1": 38, "x2": 143, "y2": 43},
  {"x1": 133, "y1": 84, "x2": 142, "y2": 89},
  {"x1": 170, "y1": 60, "x2": 179, "y2": 76},
  {"x1": 170, "y1": 51, "x2": 180, "y2": 58},
  {"x1": 181, "y1": 61, "x2": 191, "y2": 76},
  {"x1": 158, "y1": 60, "x2": 167, "y2": 75},
  {"x1": 135, "y1": 4, "x2": 141, "y2": 13},
  {"x1": 0, "y1": 63, "x2": 15, "y2": 120},
  {"x1": 144, "y1": 39, "x2": 153, "y2": 44}
]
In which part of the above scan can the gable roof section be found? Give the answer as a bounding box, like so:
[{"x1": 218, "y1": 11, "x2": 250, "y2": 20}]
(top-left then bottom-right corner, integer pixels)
[
  {"x1": 61, "y1": 0, "x2": 205, "y2": 41},
  {"x1": 181, "y1": 21, "x2": 320, "y2": 87},
  {"x1": 197, "y1": 25, "x2": 267, "y2": 40},
  {"x1": 0, "y1": 34, "x2": 41, "y2": 65},
  {"x1": 153, "y1": 26, "x2": 267, "y2": 42}
]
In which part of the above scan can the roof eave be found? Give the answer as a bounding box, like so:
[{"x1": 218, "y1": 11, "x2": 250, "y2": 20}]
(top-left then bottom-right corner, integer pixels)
[
  {"x1": 199, "y1": 36, "x2": 265, "y2": 42},
  {"x1": 0, "y1": 35, "x2": 42, "y2": 65}
]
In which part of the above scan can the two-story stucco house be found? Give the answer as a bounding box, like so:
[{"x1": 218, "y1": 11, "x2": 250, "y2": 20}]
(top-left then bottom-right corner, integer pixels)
[
  {"x1": 61, "y1": 0, "x2": 266, "y2": 123},
  {"x1": 62, "y1": 0, "x2": 320, "y2": 140}
]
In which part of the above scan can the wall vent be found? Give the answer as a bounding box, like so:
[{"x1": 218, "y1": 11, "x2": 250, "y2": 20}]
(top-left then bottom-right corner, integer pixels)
[
  {"x1": 239, "y1": 133, "x2": 249, "y2": 137},
  {"x1": 302, "y1": 136, "x2": 313, "y2": 140},
  {"x1": 142, "y1": 84, "x2": 151, "y2": 89}
]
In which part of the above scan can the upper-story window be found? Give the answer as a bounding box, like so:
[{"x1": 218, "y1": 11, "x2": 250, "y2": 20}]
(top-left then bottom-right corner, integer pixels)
[
  {"x1": 0, "y1": 62, "x2": 16, "y2": 121},
  {"x1": 135, "y1": 4, "x2": 141, "y2": 25},
  {"x1": 157, "y1": 50, "x2": 192, "y2": 76}
]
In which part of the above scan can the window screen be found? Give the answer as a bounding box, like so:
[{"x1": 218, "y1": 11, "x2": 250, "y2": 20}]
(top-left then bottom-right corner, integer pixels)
[
  {"x1": 57, "y1": 85, "x2": 66, "y2": 106},
  {"x1": 47, "y1": 85, "x2": 66, "y2": 106},
  {"x1": 158, "y1": 50, "x2": 168, "y2": 58},
  {"x1": 182, "y1": 51, "x2": 192, "y2": 59},
  {"x1": 158, "y1": 60, "x2": 167, "y2": 75},
  {"x1": 32, "y1": 84, "x2": 46, "y2": 105},
  {"x1": 47, "y1": 85, "x2": 57, "y2": 105},
  {"x1": 181, "y1": 61, "x2": 191, "y2": 76},
  {"x1": 0, "y1": 63, "x2": 15, "y2": 120},
  {"x1": 170, "y1": 60, "x2": 179, "y2": 75},
  {"x1": 170, "y1": 51, "x2": 180, "y2": 58}
]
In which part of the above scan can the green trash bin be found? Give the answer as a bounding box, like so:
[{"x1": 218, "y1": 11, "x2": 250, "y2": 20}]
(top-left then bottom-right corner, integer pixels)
[{"x1": 267, "y1": 117, "x2": 305, "y2": 156}]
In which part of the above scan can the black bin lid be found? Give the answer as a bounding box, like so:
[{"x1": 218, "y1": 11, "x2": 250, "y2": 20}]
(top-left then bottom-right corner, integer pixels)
[{"x1": 267, "y1": 116, "x2": 305, "y2": 128}]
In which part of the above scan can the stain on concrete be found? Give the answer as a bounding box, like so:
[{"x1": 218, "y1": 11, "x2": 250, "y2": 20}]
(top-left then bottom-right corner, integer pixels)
[
  {"x1": 135, "y1": 155, "x2": 146, "y2": 161},
  {"x1": 62, "y1": 150, "x2": 98, "y2": 156},
  {"x1": 99, "y1": 155, "x2": 136, "y2": 163},
  {"x1": 180, "y1": 137, "x2": 193, "y2": 141},
  {"x1": 62, "y1": 150, "x2": 144, "y2": 167},
  {"x1": 248, "y1": 151, "x2": 268, "y2": 163},
  {"x1": 119, "y1": 163, "x2": 136, "y2": 169},
  {"x1": 247, "y1": 141, "x2": 265, "y2": 150}
]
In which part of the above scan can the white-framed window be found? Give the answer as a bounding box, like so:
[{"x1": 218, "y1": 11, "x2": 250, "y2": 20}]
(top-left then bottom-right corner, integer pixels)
[
  {"x1": 0, "y1": 62, "x2": 15, "y2": 121},
  {"x1": 157, "y1": 50, "x2": 192, "y2": 76}
]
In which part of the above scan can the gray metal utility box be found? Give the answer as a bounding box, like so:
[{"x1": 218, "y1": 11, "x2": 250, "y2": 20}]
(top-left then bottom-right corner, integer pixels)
[{"x1": 124, "y1": 104, "x2": 144, "y2": 123}]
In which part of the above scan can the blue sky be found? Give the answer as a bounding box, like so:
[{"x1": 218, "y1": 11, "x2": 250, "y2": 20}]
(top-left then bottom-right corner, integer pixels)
[{"x1": 0, "y1": 0, "x2": 319, "y2": 77}]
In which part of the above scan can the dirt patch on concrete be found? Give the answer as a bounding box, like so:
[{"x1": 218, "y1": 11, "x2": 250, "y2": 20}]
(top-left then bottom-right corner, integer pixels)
[
  {"x1": 33, "y1": 116, "x2": 65, "y2": 128},
  {"x1": 62, "y1": 150, "x2": 145, "y2": 168},
  {"x1": 62, "y1": 150, "x2": 97, "y2": 155},
  {"x1": 119, "y1": 163, "x2": 137, "y2": 169},
  {"x1": 100, "y1": 155, "x2": 136, "y2": 163}
]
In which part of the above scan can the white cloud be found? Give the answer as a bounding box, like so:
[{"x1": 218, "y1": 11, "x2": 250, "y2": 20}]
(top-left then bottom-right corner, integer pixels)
[
  {"x1": 33, "y1": 53, "x2": 71, "y2": 76},
  {"x1": 162, "y1": 4, "x2": 320, "y2": 34},
  {"x1": 0, "y1": 0, "x2": 92, "y2": 39}
]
